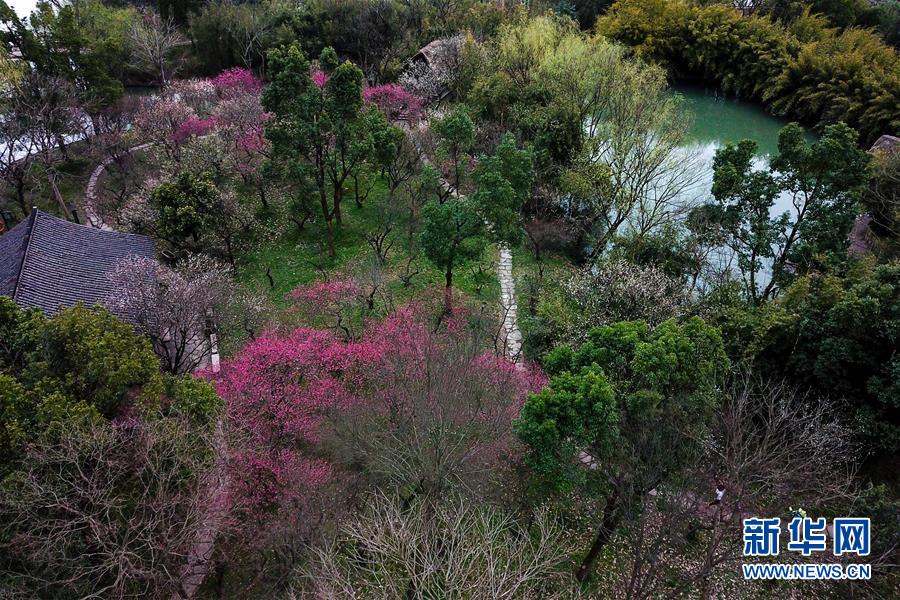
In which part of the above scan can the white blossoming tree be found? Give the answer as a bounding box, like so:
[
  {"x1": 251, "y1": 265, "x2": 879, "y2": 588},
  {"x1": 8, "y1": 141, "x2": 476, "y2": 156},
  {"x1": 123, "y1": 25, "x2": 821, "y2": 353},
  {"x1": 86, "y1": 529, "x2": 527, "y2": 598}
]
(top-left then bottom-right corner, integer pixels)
[
  {"x1": 563, "y1": 259, "x2": 687, "y2": 345},
  {"x1": 106, "y1": 255, "x2": 257, "y2": 374}
]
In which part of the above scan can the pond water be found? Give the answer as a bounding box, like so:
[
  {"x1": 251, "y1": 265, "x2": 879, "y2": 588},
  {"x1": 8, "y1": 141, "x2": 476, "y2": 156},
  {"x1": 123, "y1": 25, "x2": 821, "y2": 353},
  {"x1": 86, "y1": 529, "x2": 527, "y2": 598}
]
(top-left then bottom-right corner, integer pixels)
[
  {"x1": 671, "y1": 82, "x2": 817, "y2": 216},
  {"x1": 674, "y1": 82, "x2": 809, "y2": 157}
]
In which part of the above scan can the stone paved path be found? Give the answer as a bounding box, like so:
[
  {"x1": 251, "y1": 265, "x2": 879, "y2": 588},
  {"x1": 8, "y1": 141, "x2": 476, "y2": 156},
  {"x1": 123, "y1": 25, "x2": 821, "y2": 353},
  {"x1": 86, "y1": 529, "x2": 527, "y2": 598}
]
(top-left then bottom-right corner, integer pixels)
[
  {"x1": 498, "y1": 243, "x2": 522, "y2": 365},
  {"x1": 82, "y1": 142, "x2": 154, "y2": 230}
]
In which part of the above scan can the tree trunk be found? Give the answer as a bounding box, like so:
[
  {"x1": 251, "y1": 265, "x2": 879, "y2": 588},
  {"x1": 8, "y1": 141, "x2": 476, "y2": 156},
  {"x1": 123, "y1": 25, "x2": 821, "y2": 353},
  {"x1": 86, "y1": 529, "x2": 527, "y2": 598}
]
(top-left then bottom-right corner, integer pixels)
[
  {"x1": 224, "y1": 236, "x2": 236, "y2": 269},
  {"x1": 214, "y1": 561, "x2": 226, "y2": 599},
  {"x1": 290, "y1": 211, "x2": 310, "y2": 233},
  {"x1": 354, "y1": 172, "x2": 363, "y2": 208},
  {"x1": 323, "y1": 210, "x2": 335, "y2": 257},
  {"x1": 16, "y1": 180, "x2": 28, "y2": 216},
  {"x1": 444, "y1": 267, "x2": 453, "y2": 313},
  {"x1": 318, "y1": 159, "x2": 335, "y2": 257},
  {"x1": 55, "y1": 134, "x2": 69, "y2": 161},
  {"x1": 697, "y1": 502, "x2": 724, "y2": 600},
  {"x1": 48, "y1": 174, "x2": 71, "y2": 221},
  {"x1": 333, "y1": 183, "x2": 343, "y2": 226},
  {"x1": 257, "y1": 180, "x2": 267, "y2": 209},
  {"x1": 576, "y1": 489, "x2": 622, "y2": 582}
]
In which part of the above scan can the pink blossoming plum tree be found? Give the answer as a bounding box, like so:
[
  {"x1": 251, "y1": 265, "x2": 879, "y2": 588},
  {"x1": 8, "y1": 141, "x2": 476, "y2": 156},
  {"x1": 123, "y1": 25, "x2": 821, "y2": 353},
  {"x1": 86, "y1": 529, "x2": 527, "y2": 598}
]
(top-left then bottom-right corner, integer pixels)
[
  {"x1": 215, "y1": 325, "x2": 353, "y2": 516},
  {"x1": 214, "y1": 301, "x2": 546, "y2": 522},
  {"x1": 212, "y1": 67, "x2": 263, "y2": 98},
  {"x1": 363, "y1": 83, "x2": 423, "y2": 121}
]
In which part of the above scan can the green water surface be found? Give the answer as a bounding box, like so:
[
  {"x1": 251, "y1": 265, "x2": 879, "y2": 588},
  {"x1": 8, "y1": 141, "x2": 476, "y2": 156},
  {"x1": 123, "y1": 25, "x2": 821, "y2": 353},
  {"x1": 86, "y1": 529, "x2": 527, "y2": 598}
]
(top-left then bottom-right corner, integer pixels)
[{"x1": 674, "y1": 82, "x2": 815, "y2": 157}]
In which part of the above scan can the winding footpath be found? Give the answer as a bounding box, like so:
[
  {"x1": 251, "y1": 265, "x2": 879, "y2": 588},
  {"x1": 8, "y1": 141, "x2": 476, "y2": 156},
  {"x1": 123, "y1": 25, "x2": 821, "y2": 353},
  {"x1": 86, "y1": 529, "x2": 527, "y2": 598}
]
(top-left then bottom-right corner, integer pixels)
[{"x1": 82, "y1": 142, "x2": 154, "y2": 231}]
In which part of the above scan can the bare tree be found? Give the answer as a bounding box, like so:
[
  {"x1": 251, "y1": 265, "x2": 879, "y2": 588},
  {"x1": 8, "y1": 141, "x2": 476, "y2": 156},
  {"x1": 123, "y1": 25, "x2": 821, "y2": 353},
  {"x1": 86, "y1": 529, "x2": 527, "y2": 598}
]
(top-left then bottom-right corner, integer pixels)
[
  {"x1": 598, "y1": 375, "x2": 860, "y2": 599},
  {"x1": 355, "y1": 249, "x2": 393, "y2": 312},
  {"x1": 86, "y1": 97, "x2": 151, "y2": 221},
  {"x1": 385, "y1": 130, "x2": 422, "y2": 194},
  {"x1": 302, "y1": 494, "x2": 574, "y2": 599},
  {"x1": 105, "y1": 255, "x2": 235, "y2": 374},
  {"x1": 128, "y1": 12, "x2": 187, "y2": 86},
  {"x1": 19, "y1": 74, "x2": 84, "y2": 161},
  {"x1": 0, "y1": 417, "x2": 213, "y2": 599},
  {"x1": 329, "y1": 315, "x2": 534, "y2": 505},
  {"x1": 19, "y1": 74, "x2": 86, "y2": 218},
  {"x1": 0, "y1": 73, "x2": 85, "y2": 218},
  {"x1": 0, "y1": 111, "x2": 36, "y2": 216},
  {"x1": 225, "y1": 3, "x2": 274, "y2": 71},
  {"x1": 563, "y1": 260, "x2": 687, "y2": 345}
]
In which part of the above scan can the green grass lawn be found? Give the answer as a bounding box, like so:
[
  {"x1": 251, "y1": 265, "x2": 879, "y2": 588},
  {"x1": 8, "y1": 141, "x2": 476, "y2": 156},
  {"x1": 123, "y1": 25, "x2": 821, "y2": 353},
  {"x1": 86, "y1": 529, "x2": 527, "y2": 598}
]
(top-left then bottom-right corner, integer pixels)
[
  {"x1": 510, "y1": 244, "x2": 572, "y2": 316},
  {"x1": 235, "y1": 179, "x2": 500, "y2": 314},
  {"x1": 510, "y1": 243, "x2": 574, "y2": 360}
]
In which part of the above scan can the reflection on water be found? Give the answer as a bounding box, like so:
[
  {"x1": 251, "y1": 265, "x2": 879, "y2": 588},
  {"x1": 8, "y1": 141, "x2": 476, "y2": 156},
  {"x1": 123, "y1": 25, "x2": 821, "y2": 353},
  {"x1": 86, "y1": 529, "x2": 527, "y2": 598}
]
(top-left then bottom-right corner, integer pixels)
[
  {"x1": 672, "y1": 82, "x2": 817, "y2": 216},
  {"x1": 674, "y1": 82, "x2": 808, "y2": 156}
]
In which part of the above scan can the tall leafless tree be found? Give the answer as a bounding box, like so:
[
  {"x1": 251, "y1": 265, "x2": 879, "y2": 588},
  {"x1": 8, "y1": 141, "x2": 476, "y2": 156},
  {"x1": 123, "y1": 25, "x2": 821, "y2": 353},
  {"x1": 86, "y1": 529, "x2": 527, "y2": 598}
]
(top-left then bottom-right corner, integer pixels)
[
  {"x1": 303, "y1": 494, "x2": 574, "y2": 599},
  {"x1": 128, "y1": 12, "x2": 187, "y2": 86},
  {"x1": 0, "y1": 111, "x2": 37, "y2": 216},
  {"x1": 598, "y1": 375, "x2": 860, "y2": 599},
  {"x1": 561, "y1": 62, "x2": 704, "y2": 258},
  {"x1": 1, "y1": 73, "x2": 85, "y2": 218},
  {"x1": 0, "y1": 418, "x2": 213, "y2": 599}
]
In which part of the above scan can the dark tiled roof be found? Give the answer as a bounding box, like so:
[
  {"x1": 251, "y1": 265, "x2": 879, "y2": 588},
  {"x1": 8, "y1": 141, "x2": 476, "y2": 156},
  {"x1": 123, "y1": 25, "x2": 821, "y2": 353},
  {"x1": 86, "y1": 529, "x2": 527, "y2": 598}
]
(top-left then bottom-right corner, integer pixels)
[
  {"x1": 0, "y1": 209, "x2": 156, "y2": 320},
  {"x1": 0, "y1": 209, "x2": 33, "y2": 297}
]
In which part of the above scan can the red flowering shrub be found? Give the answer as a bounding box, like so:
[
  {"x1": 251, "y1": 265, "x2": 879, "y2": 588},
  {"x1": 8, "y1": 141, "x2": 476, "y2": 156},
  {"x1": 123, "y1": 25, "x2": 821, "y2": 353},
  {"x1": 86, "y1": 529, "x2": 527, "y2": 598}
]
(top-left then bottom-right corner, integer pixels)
[
  {"x1": 363, "y1": 84, "x2": 423, "y2": 120},
  {"x1": 212, "y1": 67, "x2": 263, "y2": 98},
  {"x1": 172, "y1": 116, "x2": 219, "y2": 144}
]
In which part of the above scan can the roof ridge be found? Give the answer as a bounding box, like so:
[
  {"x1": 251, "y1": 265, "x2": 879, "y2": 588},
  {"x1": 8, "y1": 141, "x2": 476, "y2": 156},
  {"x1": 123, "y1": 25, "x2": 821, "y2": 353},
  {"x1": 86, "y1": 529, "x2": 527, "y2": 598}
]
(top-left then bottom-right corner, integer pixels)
[
  {"x1": 12, "y1": 208, "x2": 38, "y2": 303},
  {"x1": 35, "y1": 207, "x2": 152, "y2": 240}
]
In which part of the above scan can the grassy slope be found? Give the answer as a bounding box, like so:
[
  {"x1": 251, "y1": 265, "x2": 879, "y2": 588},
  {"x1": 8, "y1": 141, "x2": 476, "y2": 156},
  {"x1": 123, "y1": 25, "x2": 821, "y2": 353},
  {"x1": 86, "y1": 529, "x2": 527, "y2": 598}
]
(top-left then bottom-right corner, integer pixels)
[{"x1": 235, "y1": 178, "x2": 500, "y2": 312}]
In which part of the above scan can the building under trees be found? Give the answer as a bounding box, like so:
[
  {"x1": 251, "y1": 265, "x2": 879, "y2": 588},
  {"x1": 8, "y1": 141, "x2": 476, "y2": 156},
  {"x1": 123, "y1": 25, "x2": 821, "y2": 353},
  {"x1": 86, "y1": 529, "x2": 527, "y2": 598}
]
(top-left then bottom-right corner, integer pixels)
[{"x1": 0, "y1": 208, "x2": 155, "y2": 321}]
